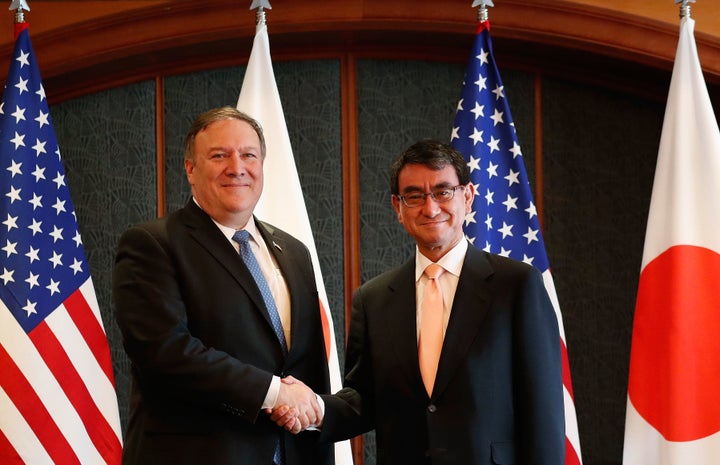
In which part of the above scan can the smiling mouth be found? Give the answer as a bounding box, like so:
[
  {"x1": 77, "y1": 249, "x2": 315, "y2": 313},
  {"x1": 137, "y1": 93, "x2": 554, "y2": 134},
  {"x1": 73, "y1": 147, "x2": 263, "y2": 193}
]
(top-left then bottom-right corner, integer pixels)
[{"x1": 421, "y1": 219, "x2": 448, "y2": 226}]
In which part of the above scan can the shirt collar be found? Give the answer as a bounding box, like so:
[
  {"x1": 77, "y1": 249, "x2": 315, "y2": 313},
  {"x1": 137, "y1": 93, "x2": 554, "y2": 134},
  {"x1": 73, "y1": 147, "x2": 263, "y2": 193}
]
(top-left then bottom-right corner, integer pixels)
[
  {"x1": 192, "y1": 197, "x2": 261, "y2": 245},
  {"x1": 415, "y1": 238, "x2": 468, "y2": 282},
  {"x1": 210, "y1": 215, "x2": 261, "y2": 246}
]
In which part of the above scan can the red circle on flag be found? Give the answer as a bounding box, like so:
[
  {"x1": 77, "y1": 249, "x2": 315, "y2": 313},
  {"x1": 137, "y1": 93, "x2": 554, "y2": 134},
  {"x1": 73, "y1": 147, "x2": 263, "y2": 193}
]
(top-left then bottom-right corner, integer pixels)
[{"x1": 628, "y1": 245, "x2": 720, "y2": 441}]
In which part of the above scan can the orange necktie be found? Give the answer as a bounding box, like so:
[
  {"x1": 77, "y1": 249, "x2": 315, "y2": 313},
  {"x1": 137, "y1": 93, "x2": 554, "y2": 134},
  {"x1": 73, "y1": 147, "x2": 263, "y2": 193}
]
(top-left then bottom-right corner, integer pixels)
[{"x1": 419, "y1": 263, "x2": 444, "y2": 396}]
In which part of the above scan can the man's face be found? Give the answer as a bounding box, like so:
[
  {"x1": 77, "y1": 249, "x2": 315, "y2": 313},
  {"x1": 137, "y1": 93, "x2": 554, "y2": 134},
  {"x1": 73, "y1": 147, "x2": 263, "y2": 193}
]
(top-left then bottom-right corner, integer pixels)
[
  {"x1": 185, "y1": 118, "x2": 264, "y2": 229},
  {"x1": 392, "y1": 163, "x2": 474, "y2": 261}
]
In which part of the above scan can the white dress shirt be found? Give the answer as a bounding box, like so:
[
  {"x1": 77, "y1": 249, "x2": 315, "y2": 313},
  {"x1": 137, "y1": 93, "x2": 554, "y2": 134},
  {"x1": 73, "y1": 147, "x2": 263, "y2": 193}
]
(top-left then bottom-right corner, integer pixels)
[
  {"x1": 415, "y1": 239, "x2": 468, "y2": 340},
  {"x1": 209, "y1": 213, "x2": 291, "y2": 410}
]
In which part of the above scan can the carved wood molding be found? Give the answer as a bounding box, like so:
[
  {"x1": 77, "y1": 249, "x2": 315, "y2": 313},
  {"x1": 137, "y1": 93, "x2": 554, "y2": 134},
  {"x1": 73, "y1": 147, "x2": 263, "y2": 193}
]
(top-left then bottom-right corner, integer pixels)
[{"x1": 1, "y1": 0, "x2": 717, "y2": 102}]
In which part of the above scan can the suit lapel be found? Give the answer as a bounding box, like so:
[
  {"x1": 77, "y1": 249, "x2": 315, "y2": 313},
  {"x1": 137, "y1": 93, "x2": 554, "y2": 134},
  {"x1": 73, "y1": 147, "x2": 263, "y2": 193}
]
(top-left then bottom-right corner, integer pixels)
[
  {"x1": 432, "y1": 246, "x2": 493, "y2": 398},
  {"x1": 180, "y1": 201, "x2": 280, "y2": 335},
  {"x1": 254, "y1": 219, "x2": 298, "y2": 335},
  {"x1": 256, "y1": 218, "x2": 323, "y2": 363},
  {"x1": 384, "y1": 260, "x2": 425, "y2": 390}
]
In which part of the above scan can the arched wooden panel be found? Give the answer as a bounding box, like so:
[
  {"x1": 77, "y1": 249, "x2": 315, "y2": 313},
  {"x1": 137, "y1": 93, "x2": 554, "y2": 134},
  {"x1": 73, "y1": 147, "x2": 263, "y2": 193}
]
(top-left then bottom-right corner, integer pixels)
[{"x1": 1, "y1": 0, "x2": 718, "y2": 103}]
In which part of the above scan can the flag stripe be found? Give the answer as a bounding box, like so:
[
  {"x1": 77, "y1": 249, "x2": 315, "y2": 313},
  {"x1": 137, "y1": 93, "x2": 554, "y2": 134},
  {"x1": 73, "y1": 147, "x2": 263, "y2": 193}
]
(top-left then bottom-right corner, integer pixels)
[
  {"x1": 318, "y1": 299, "x2": 331, "y2": 360},
  {"x1": 0, "y1": 344, "x2": 81, "y2": 465},
  {"x1": 564, "y1": 386, "x2": 582, "y2": 462},
  {"x1": 46, "y1": 297, "x2": 122, "y2": 442},
  {"x1": 29, "y1": 320, "x2": 122, "y2": 464},
  {"x1": 63, "y1": 286, "x2": 115, "y2": 383},
  {"x1": 1, "y1": 297, "x2": 108, "y2": 465},
  {"x1": 560, "y1": 339, "x2": 574, "y2": 399},
  {"x1": 0, "y1": 432, "x2": 24, "y2": 465},
  {"x1": 0, "y1": 387, "x2": 53, "y2": 465},
  {"x1": 542, "y1": 271, "x2": 576, "y2": 402},
  {"x1": 565, "y1": 437, "x2": 581, "y2": 465}
]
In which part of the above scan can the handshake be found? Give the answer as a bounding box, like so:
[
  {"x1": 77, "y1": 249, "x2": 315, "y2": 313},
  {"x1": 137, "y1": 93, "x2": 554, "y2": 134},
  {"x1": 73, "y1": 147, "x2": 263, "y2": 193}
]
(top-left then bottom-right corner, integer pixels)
[{"x1": 266, "y1": 376, "x2": 323, "y2": 434}]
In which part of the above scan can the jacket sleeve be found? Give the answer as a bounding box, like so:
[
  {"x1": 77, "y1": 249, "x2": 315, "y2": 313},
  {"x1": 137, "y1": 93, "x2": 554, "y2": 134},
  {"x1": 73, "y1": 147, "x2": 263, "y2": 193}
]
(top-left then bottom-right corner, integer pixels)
[{"x1": 319, "y1": 285, "x2": 375, "y2": 441}]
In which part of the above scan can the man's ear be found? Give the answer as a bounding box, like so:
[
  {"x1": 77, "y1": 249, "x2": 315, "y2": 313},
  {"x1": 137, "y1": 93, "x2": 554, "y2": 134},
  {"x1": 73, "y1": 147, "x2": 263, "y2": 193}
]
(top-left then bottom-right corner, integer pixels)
[
  {"x1": 464, "y1": 183, "x2": 475, "y2": 213},
  {"x1": 391, "y1": 195, "x2": 403, "y2": 223},
  {"x1": 184, "y1": 159, "x2": 195, "y2": 183}
]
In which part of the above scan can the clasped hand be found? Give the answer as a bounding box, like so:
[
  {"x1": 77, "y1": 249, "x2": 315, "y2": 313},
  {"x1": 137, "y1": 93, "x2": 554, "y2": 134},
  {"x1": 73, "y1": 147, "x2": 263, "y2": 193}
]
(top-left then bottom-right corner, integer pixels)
[{"x1": 266, "y1": 376, "x2": 322, "y2": 434}]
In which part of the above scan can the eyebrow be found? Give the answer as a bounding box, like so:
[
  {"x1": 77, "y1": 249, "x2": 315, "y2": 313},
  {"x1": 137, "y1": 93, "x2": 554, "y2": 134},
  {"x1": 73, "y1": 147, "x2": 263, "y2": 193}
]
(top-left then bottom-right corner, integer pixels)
[
  {"x1": 206, "y1": 145, "x2": 260, "y2": 153},
  {"x1": 400, "y1": 181, "x2": 455, "y2": 194}
]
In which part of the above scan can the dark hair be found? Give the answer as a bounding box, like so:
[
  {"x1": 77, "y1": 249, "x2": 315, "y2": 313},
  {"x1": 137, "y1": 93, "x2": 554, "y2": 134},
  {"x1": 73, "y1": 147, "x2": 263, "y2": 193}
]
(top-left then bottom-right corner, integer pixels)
[
  {"x1": 184, "y1": 106, "x2": 266, "y2": 161},
  {"x1": 389, "y1": 139, "x2": 470, "y2": 195}
]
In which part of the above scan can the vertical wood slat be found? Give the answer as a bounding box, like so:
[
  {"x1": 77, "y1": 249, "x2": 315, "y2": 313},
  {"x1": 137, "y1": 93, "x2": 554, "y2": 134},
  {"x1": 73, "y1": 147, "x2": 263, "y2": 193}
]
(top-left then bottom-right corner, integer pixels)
[
  {"x1": 341, "y1": 52, "x2": 364, "y2": 465},
  {"x1": 155, "y1": 75, "x2": 166, "y2": 218},
  {"x1": 533, "y1": 72, "x2": 544, "y2": 230}
]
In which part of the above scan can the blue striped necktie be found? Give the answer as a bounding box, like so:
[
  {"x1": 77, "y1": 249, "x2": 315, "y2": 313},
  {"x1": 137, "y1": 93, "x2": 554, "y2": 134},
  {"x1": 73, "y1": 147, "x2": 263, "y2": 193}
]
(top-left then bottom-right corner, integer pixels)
[
  {"x1": 232, "y1": 229, "x2": 288, "y2": 355},
  {"x1": 232, "y1": 229, "x2": 287, "y2": 465}
]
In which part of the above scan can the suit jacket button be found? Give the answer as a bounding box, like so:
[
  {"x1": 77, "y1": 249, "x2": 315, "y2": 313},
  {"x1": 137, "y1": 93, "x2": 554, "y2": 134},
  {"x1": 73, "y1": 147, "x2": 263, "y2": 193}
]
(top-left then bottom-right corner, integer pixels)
[{"x1": 427, "y1": 404, "x2": 437, "y2": 413}]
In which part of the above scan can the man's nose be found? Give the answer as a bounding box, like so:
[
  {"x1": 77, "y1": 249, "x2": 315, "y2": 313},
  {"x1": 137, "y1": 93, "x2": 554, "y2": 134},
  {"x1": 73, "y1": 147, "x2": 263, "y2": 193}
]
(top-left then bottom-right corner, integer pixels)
[
  {"x1": 227, "y1": 153, "x2": 247, "y2": 174},
  {"x1": 420, "y1": 195, "x2": 441, "y2": 216}
]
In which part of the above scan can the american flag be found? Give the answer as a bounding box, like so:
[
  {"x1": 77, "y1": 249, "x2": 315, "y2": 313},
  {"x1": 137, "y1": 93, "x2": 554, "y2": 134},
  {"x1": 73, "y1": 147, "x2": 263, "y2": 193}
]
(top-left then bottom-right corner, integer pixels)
[
  {"x1": 0, "y1": 27, "x2": 122, "y2": 464},
  {"x1": 450, "y1": 21, "x2": 583, "y2": 465}
]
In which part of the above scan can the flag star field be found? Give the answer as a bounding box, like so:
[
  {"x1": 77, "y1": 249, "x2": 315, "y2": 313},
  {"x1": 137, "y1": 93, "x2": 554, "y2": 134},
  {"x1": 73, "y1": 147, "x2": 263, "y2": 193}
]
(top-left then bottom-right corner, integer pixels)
[
  {"x1": 450, "y1": 29, "x2": 549, "y2": 273},
  {"x1": 1, "y1": 38, "x2": 90, "y2": 335}
]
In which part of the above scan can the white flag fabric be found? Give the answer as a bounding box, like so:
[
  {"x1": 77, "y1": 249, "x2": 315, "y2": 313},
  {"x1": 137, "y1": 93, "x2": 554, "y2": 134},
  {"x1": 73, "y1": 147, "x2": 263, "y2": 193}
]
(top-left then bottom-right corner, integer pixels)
[
  {"x1": 623, "y1": 16, "x2": 720, "y2": 465},
  {"x1": 237, "y1": 21, "x2": 354, "y2": 465}
]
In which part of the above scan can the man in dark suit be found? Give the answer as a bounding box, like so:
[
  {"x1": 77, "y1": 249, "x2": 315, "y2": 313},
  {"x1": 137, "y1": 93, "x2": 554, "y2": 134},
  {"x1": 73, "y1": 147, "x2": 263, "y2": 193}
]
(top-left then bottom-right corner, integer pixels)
[
  {"x1": 276, "y1": 139, "x2": 565, "y2": 464},
  {"x1": 113, "y1": 107, "x2": 331, "y2": 465}
]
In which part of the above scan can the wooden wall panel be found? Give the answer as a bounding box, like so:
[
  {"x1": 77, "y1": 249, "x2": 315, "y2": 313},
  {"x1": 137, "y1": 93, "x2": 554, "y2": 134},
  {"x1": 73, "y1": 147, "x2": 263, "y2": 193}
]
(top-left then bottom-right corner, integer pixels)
[{"x1": 1, "y1": 0, "x2": 719, "y2": 104}]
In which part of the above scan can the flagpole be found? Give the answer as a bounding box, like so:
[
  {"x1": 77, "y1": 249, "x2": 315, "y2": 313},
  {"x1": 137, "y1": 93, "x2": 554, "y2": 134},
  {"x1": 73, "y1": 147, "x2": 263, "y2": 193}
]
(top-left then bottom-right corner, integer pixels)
[
  {"x1": 675, "y1": 0, "x2": 695, "y2": 18},
  {"x1": 473, "y1": 0, "x2": 493, "y2": 22},
  {"x1": 12, "y1": 3, "x2": 27, "y2": 22},
  {"x1": 10, "y1": 0, "x2": 31, "y2": 38},
  {"x1": 254, "y1": 5, "x2": 267, "y2": 26},
  {"x1": 249, "y1": 0, "x2": 272, "y2": 29}
]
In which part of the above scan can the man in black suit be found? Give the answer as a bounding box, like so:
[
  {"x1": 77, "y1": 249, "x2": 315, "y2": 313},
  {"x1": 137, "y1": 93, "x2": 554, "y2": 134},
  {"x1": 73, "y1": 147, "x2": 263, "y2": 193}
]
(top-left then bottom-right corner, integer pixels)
[
  {"x1": 113, "y1": 107, "x2": 331, "y2": 465},
  {"x1": 276, "y1": 139, "x2": 565, "y2": 464}
]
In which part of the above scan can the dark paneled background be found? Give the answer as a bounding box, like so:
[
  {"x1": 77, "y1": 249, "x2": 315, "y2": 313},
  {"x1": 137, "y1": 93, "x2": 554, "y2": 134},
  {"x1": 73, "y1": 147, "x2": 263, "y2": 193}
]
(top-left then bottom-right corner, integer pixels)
[
  {"x1": 51, "y1": 57, "x2": 663, "y2": 465},
  {"x1": 542, "y1": 79, "x2": 663, "y2": 464},
  {"x1": 52, "y1": 82, "x2": 157, "y2": 435}
]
